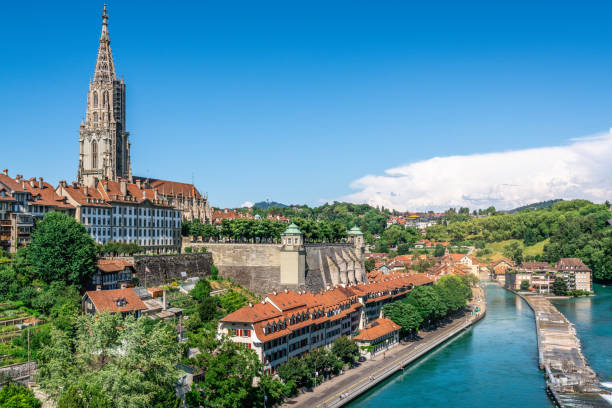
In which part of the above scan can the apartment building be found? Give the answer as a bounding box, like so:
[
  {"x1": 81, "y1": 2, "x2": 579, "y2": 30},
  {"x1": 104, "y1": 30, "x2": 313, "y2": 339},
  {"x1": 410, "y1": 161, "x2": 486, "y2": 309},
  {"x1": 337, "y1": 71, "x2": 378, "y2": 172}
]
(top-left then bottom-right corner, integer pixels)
[
  {"x1": 218, "y1": 274, "x2": 433, "y2": 374},
  {"x1": 57, "y1": 178, "x2": 182, "y2": 253},
  {"x1": 0, "y1": 170, "x2": 75, "y2": 253}
]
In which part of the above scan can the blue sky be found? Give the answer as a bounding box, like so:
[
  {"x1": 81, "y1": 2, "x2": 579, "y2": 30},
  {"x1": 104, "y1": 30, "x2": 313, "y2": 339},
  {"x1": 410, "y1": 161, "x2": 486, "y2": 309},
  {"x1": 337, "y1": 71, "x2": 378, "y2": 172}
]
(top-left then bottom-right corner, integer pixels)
[{"x1": 2, "y1": 1, "x2": 612, "y2": 210}]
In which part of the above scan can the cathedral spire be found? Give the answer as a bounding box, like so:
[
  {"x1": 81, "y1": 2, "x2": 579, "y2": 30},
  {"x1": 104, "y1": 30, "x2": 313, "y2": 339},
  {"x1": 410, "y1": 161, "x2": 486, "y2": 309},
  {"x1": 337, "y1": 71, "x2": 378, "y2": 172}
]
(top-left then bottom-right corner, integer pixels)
[{"x1": 94, "y1": 4, "x2": 115, "y2": 82}]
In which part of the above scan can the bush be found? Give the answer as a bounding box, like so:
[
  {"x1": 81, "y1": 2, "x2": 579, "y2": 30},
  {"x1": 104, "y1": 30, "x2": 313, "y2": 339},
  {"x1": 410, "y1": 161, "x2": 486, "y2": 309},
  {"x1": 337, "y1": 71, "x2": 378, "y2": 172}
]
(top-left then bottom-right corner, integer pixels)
[
  {"x1": 0, "y1": 382, "x2": 41, "y2": 408},
  {"x1": 184, "y1": 247, "x2": 193, "y2": 254}
]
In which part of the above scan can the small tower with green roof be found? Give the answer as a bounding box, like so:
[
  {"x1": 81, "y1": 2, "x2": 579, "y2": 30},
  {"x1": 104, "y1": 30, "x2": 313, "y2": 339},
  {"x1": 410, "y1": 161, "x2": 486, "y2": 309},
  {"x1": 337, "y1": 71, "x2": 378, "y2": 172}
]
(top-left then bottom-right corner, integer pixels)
[
  {"x1": 280, "y1": 223, "x2": 306, "y2": 286},
  {"x1": 347, "y1": 225, "x2": 364, "y2": 260},
  {"x1": 281, "y1": 223, "x2": 303, "y2": 246}
]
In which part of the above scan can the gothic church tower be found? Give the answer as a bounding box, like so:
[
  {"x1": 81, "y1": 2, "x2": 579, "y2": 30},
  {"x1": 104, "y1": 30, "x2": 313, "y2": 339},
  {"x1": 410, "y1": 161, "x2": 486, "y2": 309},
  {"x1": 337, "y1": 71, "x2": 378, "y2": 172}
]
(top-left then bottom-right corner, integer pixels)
[{"x1": 78, "y1": 5, "x2": 131, "y2": 186}]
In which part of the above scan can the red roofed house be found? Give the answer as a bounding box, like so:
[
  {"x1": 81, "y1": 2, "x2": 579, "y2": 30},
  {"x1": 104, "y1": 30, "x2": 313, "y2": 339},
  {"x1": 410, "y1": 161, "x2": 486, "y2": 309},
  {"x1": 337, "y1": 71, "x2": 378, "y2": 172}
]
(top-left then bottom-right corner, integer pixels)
[
  {"x1": 353, "y1": 318, "x2": 402, "y2": 359},
  {"x1": 82, "y1": 288, "x2": 147, "y2": 317},
  {"x1": 91, "y1": 259, "x2": 135, "y2": 290}
]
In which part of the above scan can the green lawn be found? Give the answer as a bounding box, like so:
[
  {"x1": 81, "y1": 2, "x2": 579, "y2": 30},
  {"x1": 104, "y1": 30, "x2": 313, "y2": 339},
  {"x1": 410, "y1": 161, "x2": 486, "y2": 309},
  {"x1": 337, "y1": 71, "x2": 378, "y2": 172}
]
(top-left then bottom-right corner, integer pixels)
[{"x1": 478, "y1": 238, "x2": 549, "y2": 263}]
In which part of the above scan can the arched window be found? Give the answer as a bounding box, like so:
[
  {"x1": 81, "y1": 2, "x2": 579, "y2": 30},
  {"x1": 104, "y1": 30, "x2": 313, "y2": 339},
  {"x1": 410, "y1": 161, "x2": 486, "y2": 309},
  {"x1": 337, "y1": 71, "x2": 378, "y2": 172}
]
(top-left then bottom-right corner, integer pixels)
[
  {"x1": 92, "y1": 140, "x2": 98, "y2": 168},
  {"x1": 93, "y1": 112, "x2": 98, "y2": 123},
  {"x1": 93, "y1": 91, "x2": 98, "y2": 108}
]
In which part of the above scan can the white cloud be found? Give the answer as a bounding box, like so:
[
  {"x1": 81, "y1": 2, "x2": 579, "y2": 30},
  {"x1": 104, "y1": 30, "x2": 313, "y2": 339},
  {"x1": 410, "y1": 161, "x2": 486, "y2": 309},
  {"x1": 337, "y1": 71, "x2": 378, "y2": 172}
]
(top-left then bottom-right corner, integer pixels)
[
  {"x1": 240, "y1": 201, "x2": 254, "y2": 208},
  {"x1": 343, "y1": 130, "x2": 612, "y2": 212}
]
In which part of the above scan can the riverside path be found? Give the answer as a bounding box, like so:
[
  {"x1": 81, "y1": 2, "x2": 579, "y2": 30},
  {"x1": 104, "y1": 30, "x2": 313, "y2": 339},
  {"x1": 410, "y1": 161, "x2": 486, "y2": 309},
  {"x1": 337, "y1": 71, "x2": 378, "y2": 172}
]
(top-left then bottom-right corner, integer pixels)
[{"x1": 282, "y1": 287, "x2": 485, "y2": 408}]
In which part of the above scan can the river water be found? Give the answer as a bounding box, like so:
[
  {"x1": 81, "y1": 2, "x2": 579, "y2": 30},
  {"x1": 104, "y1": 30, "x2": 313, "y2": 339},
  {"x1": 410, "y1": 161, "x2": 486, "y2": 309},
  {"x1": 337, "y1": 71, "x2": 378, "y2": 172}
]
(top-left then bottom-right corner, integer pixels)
[{"x1": 348, "y1": 284, "x2": 559, "y2": 408}]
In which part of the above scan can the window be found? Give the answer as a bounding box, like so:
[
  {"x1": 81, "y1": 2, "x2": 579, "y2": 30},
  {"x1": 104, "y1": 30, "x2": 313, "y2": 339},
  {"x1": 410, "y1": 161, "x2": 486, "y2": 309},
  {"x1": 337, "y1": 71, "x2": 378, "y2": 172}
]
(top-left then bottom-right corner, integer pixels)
[
  {"x1": 91, "y1": 141, "x2": 98, "y2": 168},
  {"x1": 93, "y1": 112, "x2": 98, "y2": 123},
  {"x1": 93, "y1": 91, "x2": 98, "y2": 108}
]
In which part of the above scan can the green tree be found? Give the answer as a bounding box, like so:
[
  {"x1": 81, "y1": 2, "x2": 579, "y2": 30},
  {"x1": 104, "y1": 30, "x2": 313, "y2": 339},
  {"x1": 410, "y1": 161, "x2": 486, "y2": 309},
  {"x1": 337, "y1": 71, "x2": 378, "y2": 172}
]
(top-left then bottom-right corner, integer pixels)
[
  {"x1": 277, "y1": 357, "x2": 311, "y2": 388},
  {"x1": 520, "y1": 280, "x2": 530, "y2": 291},
  {"x1": 433, "y1": 244, "x2": 446, "y2": 257},
  {"x1": 503, "y1": 241, "x2": 524, "y2": 265},
  {"x1": 190, "y1": 279, "x2": 212, "y2": 301},
  {"x1": 435, "y1": 275, "x2": 469, "y2": 313},
  {"x1": 331, "y1": 336, "x2": 359, "y2": 364},
  {"x1": 198, "y1": 296, "x2": 219, "y2": 322},
  {"x1": 56, "y1": 382, "x2": 110, "y2": 408},
  {"x1": 196, "y1": 338, "x2": 262, "y2": 408},
  {"x1": 0, "y1": 382, "x2": 41, "y2": 408},
  {"x1": 27, "y1": 212, "x2": 97, "y2": 288},
  {"x1": 553, "y1": 277, "x2": 568, "y2": 296},
  {"x1": 364, "y1": 258, "x2": 376, "y2": 272},
  {"x1": 405, "y1": 285, "x2": 447, "y2": 325},
  {"x1": 38, "y1": 313, "x2": 181, "y2": 408},
  {"x1": 383, "y1": 301, "x2": 423, "y2": 337}
]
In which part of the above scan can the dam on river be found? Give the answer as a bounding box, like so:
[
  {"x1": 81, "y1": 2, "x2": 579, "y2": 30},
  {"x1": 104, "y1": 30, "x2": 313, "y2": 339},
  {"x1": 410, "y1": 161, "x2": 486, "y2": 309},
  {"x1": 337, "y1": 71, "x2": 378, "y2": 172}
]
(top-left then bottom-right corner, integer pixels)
[{"x1": 522, "y1": 295, "x2": 610, "y2": 407}]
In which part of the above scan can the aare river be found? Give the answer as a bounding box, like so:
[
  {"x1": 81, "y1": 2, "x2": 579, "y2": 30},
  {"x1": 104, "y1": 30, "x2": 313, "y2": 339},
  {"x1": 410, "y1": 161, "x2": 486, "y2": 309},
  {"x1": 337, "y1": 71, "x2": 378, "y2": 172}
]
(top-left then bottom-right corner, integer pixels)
[{"x1": 348, "y1": 283, "x2": 612, "y2": 408}]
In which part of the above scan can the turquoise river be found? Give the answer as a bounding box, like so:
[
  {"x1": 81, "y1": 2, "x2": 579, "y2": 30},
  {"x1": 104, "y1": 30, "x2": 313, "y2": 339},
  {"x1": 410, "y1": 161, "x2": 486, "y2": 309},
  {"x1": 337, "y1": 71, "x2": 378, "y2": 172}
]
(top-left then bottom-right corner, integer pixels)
[{"x1": 347, "y1": 283, "x2": 612, "y2": 408}]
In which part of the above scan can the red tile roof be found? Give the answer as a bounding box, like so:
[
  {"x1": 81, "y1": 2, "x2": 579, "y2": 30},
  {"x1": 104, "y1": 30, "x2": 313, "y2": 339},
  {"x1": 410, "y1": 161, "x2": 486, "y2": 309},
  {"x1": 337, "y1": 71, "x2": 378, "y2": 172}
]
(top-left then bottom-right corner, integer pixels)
[
  {"x1": 555, "y1": 258, "x2": 591, "y2": 272},
  {"x1": 353, "y1": 318, "x2": 401, "y2": 341},
  {"x1": 60, "y1": 183, "x2": 111, "y2": 208},
  {"x1": 23, "y1": 179, "x2": 73, "y2": 209},
  {"x1": 97, "y1": 259, "x2": 133, "y2": 273},
  {"x1": 221, "y1": 302, "x2": 282, "y2": 323},
  {"x1": 134, "y1": 177, "x2": 204, "y2": 199},
  {"x1": 85, "y1": 288, "x2": 147, "y2": 313}
]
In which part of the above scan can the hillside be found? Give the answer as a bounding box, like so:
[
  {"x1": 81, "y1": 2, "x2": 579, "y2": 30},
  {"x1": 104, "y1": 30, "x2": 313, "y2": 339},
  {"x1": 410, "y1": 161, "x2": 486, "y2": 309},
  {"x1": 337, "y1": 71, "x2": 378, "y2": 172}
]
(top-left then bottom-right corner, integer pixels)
[
  {"x1": 253, "y1": 201, "x2": 288, "y2": 209},
  {"x1": 508, "y1": 199, "x2": 562, "y2": 214}
]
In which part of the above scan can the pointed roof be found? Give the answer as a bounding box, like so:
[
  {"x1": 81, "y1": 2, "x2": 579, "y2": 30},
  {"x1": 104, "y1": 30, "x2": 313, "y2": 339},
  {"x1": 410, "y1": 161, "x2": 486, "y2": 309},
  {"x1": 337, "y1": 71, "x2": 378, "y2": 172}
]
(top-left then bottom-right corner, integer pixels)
[
  {"x1": 347, "y1": 225, "x2": 363, "y2": 235},
  {"x1": 283, "y1": 223, "x2": 302, "y2": 235},
  {"x1": 93, "y1": 4, "x2": 116, "y2": 82}
]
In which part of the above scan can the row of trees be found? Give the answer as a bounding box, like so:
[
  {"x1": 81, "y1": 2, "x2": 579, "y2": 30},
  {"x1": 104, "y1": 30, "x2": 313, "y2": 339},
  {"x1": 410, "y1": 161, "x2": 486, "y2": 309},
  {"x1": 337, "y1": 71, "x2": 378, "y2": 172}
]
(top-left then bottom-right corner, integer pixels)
[
  {"x1": 183, "y1": 217, "x2": 357, "y2": 243},
  {"x1": 276, "y1": 336, "x2": 360, "y2": 389},
  {"x1": 384, "y1": 275, "x2": 475, "y2": 337},
  {"x1": 426, "y1": 200, "x2": 612, "y2": 281}
]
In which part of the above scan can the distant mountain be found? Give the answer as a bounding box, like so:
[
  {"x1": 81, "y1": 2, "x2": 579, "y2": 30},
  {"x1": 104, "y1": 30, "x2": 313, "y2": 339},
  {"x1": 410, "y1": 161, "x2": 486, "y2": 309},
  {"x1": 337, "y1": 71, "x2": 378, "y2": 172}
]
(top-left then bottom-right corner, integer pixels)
[
  {"x1": 253, "y1": 201, "x2": 288, "y2": 209},
  {"x1": 508, "y1": 199, "x2": 563, "y2": 214}
]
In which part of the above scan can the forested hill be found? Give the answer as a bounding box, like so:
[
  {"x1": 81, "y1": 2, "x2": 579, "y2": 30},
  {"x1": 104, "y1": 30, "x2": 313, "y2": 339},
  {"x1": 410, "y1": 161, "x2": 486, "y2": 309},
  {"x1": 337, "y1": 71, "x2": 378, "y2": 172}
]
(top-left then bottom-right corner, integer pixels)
[
  {"x1": 507, "y1": 199, "x2": 563, "y2": 214},
  {"x1": 426, "y1": 200, "x2": 612, "y2": 282}
]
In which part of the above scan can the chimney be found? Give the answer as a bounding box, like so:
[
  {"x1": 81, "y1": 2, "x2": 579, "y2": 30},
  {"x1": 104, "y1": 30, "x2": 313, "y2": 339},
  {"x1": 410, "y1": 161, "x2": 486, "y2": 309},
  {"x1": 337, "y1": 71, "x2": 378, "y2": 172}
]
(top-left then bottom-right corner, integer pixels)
[
  {"x1": 38, "y1": 177, "x2": 43, "y2": 189},
  {"x1": 15, "y1": 174, "x2": 22, "y2": 181},
  {"x1": 96, "y1": 285, "x2": 101, "y2": 291},
  {"x1": 2, "y1": 169, "x2": 7, "y2": 176},
  {"x1": 120, "y1": 180, "x2": 127, "y2": 197},
  {"x1": 162, "y1": 290, "x2": 167, "y2": 310},
  {"x1": 84, "y1": 186, "x2": 89, "y2": 196},
  {"x1": 21, "y1": 181, "x2": 26, "y2": 190},
  {"x1": 284, "y1": 288, "x2": 288, "y2": 294},
  {"x1": 249, "y1": 302, "x2": 253, "y2": 307},
  {"x1": 135, "y1": 179, "x2": 141, "y2": 189},
  {"x1": 273, "y1": 290, "x2": 277, "y2": 295}
]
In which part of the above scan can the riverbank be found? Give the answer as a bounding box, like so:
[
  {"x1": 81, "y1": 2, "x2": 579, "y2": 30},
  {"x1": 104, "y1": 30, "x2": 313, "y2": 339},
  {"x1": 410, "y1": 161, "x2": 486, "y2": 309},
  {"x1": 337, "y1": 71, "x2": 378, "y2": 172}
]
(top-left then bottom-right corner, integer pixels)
[
  {"x1": 518, "y1": 293, "x2": 610, "y2": 407},
  {"x1": 282, "y1": 286, "x2": 485, "y2": 408}
]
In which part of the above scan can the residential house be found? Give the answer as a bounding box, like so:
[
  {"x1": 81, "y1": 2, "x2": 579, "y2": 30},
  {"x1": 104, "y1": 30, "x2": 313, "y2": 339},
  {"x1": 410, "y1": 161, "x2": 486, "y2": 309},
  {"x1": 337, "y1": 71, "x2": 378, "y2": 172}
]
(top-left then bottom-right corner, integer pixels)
[
  {"x1": 82, "y1": 288, "x2": 148, "y2": 317},
  {"x1": 353, "y1": 318, "x2": 401, "y2": 360},
  {"x1": 555, "y1": 258, "x2": 592, "y2": 293}
]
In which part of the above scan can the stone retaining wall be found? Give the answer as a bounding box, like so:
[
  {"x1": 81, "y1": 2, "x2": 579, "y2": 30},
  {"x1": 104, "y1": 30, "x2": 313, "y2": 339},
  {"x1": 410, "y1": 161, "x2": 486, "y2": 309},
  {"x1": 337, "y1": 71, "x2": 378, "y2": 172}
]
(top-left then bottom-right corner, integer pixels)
[{"x1": 133, "y1": 253, "x2": 213, "y2": 287}]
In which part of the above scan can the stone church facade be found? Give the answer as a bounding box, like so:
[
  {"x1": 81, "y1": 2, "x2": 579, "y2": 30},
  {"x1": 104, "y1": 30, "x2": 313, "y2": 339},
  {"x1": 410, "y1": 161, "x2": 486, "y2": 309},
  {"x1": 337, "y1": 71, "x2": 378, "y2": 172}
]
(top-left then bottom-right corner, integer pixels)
[
  {"x1": 77, "y1": 5, "x2": 131, "y2": 186},
  {"x1": 76, "y1": 6, "x2": 211, "y2": 223}
]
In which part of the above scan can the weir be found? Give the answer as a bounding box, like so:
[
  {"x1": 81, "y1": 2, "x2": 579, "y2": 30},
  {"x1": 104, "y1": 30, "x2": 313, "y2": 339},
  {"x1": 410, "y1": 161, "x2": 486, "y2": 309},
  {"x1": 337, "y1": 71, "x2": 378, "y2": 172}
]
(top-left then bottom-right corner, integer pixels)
[{"x1": 520, "y1": 294, "x2": 610, "y2": 407}]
